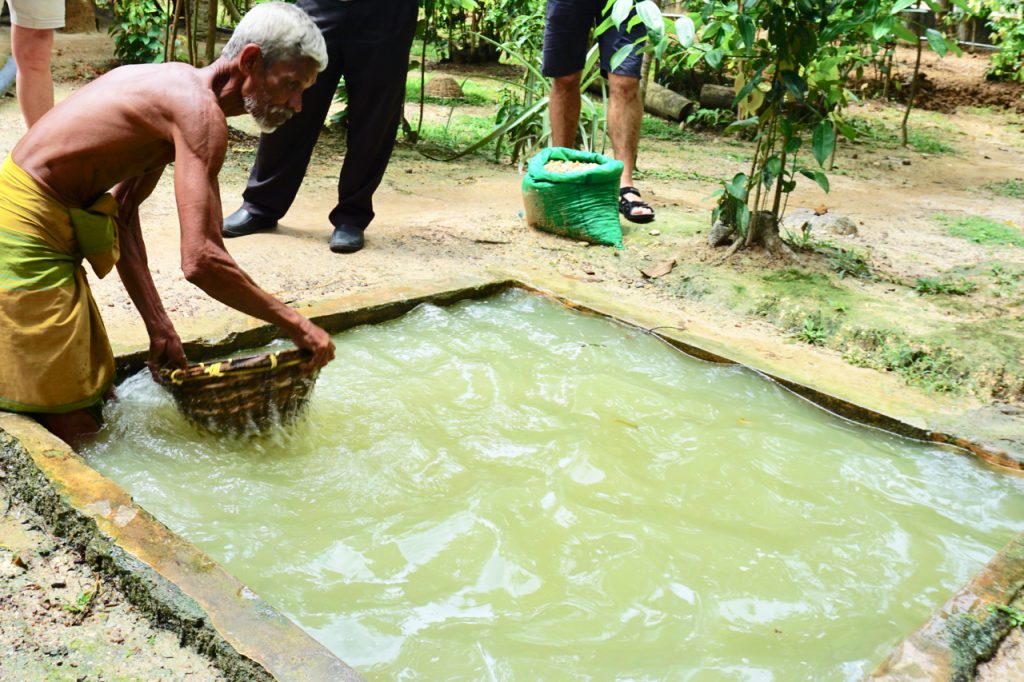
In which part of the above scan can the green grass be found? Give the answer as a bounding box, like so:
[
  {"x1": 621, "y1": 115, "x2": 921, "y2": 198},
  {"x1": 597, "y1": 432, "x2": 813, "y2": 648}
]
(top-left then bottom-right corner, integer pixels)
[
  {"x1": 634, "y1": 167, "x2": 719, "y2": 184},
  {"x1": 982, "y1": 178, "x2": 1024, "y2": 200},
  {"x1": 914, "y1": 277, "x2": 976, "y2": 295},
  {"x1": 933, "y1": 213, "x2": 1024, "y2": 247},
  {"x1": 640, "y1": 117, "x2": 698, "y2": 142},
  {"x1": 415, "y1": 113, "x2": 498, "y2": 154},
  {"x1": 405, "y1": 76, "x2": 497, "y2": 107},
  {"x1": 847, "y1": 116, "x2": 958, "y2": 155}
]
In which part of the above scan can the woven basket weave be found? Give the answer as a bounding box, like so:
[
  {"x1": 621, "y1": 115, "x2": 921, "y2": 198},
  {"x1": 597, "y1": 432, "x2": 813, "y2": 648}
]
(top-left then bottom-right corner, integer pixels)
[{"x1": 157, "y1": 348, "x2": 319, "y2": 434}]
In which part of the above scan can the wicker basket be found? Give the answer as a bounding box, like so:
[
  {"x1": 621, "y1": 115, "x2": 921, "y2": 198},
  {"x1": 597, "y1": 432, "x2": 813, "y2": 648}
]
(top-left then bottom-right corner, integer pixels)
[{"x1": 157, "y1": 348, "x2": 320, "y2": 434}]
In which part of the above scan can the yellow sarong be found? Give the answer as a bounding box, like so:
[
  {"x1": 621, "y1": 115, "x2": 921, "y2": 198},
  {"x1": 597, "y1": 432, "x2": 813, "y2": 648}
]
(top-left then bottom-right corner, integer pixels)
[{"x1": 0, "y1": 155, "x2": 120, "y2": 414}]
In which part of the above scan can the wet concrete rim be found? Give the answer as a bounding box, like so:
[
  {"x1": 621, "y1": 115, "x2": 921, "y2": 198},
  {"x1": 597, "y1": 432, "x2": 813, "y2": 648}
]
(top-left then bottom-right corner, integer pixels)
[{"x1": 3, "y1": 273, "x2": 1021, "y2": 680}]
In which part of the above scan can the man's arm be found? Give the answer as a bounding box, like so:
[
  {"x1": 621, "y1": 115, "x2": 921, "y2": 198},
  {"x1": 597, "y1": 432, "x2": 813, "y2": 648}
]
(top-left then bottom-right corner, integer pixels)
[
  {"x1": 171, "y1": 109, "x2": 334, "y2": 370},
  {"x1": 113, "y1": 168, "x2": 189, "y2": 374}
]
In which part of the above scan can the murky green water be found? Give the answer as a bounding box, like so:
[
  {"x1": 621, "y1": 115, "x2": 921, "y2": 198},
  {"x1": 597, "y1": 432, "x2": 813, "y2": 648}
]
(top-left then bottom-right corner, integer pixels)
[{"x1": 83, "y1": 290, "x2": 1024, "y2": 681}]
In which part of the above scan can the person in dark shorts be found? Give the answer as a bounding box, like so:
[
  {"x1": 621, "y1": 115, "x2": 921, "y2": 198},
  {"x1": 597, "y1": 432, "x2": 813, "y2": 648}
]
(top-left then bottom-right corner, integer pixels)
[{"x1": 542, "y1": 0, "x2": 655, "y2": 224}]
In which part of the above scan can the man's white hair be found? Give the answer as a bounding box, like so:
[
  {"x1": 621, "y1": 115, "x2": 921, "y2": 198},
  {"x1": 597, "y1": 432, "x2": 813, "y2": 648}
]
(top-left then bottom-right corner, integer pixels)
[{"x1": 222, "y1": 2, "x2": 328, "y2": 72}]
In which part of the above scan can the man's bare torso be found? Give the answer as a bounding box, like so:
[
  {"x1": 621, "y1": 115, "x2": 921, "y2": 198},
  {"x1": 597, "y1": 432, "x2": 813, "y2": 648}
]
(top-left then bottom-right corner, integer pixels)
[{"x1": 12, "y1": 63, "x2": 227, "y2": 208}]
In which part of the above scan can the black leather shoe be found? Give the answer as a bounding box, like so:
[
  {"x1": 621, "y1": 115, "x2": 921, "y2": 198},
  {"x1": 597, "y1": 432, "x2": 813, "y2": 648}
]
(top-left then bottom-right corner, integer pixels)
[
  {"x1": 328, "y1": 224, "x2": 364, "y2": 253},
  {"x1": 222, "y1": 207, "x2": 278, "y2": 238}
]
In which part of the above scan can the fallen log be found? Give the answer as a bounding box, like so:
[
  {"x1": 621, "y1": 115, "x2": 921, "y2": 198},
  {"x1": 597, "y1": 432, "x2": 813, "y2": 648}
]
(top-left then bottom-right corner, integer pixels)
[
  {"x1": 644, "y1": 82, "x2": 695, "y2": 121},
  {"x1": 699, "y1": 84, "x2": 735, "y2": 110}
]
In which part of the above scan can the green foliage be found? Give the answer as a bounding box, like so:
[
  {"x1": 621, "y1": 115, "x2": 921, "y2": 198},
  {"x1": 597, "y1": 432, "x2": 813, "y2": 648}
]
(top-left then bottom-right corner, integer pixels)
[
  {"x1": 827, "y1": 247, "x2": 871, "y2": 279},
  {"x1": 640, "y1": 117, "x2": 698, "y2": 142},
  {"x1": 989, "y1": 603, "x2": 1024, "y2": 628},
  {"x1": 634, "y1": 167, "x2": 718, "y2": 184},
  {"x1": 847, "y1": 116, "x2": 958, "y2": 155},
  {"x1": 934, "y1": 213, "x2": 1024, "y2": 247},
  {"x1": 62, "y1": 589, "x2": 96, "y2": 615},
  {"x1": 987, "y1": 1, "x2": 1024, "y2": 82},
  {"x1": 915, "y1": 277, "x2": 977, "y2": 295},
  {"x1": 98, "y1": 0, "x2": 167, "y2": 64},
  {"x1": 782, "y1": 233, "x2": 873, "y2": 279},
  {"x1": 983, "y1": 178, "x2": 1024, "y2": 199},
  {"x1": 844, "y1": 331, "x2": 970, "y2": 393},
  {"x1": 684, "y1": 106, "x2": 736, "y2": 130},
  {"x1": 796, "y1": 311, "x2": 833, "y2": 345}
]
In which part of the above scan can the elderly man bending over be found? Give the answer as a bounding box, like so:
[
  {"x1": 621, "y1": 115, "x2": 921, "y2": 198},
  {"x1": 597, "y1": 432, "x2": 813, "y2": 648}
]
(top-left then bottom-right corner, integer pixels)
[{"x1": 0, "y1": 2, "x2": 335, "y2": 445}]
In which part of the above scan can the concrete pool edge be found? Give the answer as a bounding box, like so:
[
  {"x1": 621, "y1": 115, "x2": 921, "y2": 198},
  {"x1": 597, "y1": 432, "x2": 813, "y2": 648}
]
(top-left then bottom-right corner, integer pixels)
[
  {"x1": 869, "y1": 532, "x2": 1024, "y2": 680},
  {"x1": 0, "y1": 414, "x2": 362, "y2": 682}
]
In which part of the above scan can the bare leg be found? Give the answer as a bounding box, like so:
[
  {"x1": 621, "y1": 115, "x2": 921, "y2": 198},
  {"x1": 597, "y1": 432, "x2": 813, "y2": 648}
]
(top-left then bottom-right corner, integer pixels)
[
  {"x1": 11, "y1": 26, "x2": 55, "y2": 128},
  {"x1": 549, "y1": 72, "x2": 582, "y2": 148},
  {"x1": 34, "y1": 409, "x2": 102, "y2": 448},
  {"x1": 608, "y1": 73, "x2": 653, "y2": 219}
]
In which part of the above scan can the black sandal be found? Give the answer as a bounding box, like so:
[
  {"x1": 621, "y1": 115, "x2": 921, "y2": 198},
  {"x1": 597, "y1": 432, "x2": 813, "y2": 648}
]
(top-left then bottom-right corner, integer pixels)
[{"x1": 618, "y1": 186, "x2": 656, "y2": 224}]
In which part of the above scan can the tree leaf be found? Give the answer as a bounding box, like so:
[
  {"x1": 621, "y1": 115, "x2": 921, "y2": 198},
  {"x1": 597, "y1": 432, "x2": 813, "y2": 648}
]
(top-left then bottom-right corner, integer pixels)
[
  {"x1": 704, "y1": 48, "x2": 725, "y2": 70},
  {"x1": 737, "y1": 15, "x2": 755, "y2": 52},
  {"x1": 800, "y1": 169, "x2": 831, "y2": 193},
  {"x1": 641, "y1": 255, "x2": 679, "y2": 279},
  {"x1": 892, "y1": 22, "x2": 918, "y2": 44},
  {"x1": 779, "y1": 70, "x2": 807, "y2": 101},
  {"x1": 674, "y1": 16, "x2": 695, "y2": 48},
  {"x1": 812, "y1": 120, "x2": 835, "y2": 167},
  {"x1": 765, "y1": 155, "x2": 783, "y2": 178},
  {"x1": 736, "y1": 203, "x2": 751, "y2": 232},
  {"x1": 635, "y1": 1, "x2": 664, "y2": 38},
  {"x1": 871, "y1": 17, "x2": 895, "y2": 41},
  {"x1": 725, "y1": 173, "x2": 749, "y2": 201},
  {"x1": 609, "y1": 44, "x2": 634, "y2": 72},
  {"x1": 785, "y1": 135, "x2": 802, "y2": 154},
  {"x1": 611, "y1": 0, "x2": 633, "y2": 28},
  {"x1": 724, "y1": 116, "x2": 759, "y2": 134},
  {"x1": 925, "y1": 28, "x2": 947, "y2": 57},
  {"x1": 890, "y1": 0, "x2": 918, "y2": 14}
]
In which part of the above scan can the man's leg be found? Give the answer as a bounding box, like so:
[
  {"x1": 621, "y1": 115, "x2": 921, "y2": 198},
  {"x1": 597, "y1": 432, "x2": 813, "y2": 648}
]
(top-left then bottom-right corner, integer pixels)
[
  {"x1": 607, "y1": 74, "x2": 641, "y2": 185},
  {"x1": 542, "y1": 0, "x2": 596, "y2": 148},
  {"x1": 34, "y1": 409, "x2": 102, "y2": 448},
  {"x1": 549, "y1": 71, "x2": 583, "y2": 148},
  {"x1": 11, "y1": 26, "x2": 55, "y2": 127},
  {"x1": 327, "y1": 0, "x2": 417, "y2": 247},
  {"x1": 235, "y1": 0, "x2": 347, "y2": 225}
]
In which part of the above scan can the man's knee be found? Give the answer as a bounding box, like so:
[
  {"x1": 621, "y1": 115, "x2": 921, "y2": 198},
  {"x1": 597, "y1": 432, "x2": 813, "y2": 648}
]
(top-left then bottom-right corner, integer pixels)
[
  {"x1": 552, "y1": 72, "x2": 582, "y2": 93},
  {"x1": 11, "y1": 27, "x2": 55, "y2": 73},
  {"x1": 608, "y1": 74, "x2": 640, "y2": 101}
]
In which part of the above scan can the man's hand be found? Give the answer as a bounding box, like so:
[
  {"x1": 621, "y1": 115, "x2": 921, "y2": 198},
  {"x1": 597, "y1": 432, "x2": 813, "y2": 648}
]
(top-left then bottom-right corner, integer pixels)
[
  {"x1": 147, "y1": 327, "x2": 188, "y2": 379},
  {"x1": 288, "y1": 318, "x2": 335, "y2": 372}
]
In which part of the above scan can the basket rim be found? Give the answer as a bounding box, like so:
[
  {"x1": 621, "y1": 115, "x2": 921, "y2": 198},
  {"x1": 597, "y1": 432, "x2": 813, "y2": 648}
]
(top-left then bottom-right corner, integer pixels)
[{"x1": 157, "y1": 348, "x2": 310, "y2": 387}]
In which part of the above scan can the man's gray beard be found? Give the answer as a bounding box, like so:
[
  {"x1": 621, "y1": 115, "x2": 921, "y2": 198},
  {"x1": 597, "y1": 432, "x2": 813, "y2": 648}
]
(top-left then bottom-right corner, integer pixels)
[{"x1": 243, "y1": 95, "x2": 292, "y2": 134}]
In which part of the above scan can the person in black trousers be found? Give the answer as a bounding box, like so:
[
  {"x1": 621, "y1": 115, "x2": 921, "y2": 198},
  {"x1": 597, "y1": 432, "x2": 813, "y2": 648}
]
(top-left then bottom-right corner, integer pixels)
[{"x1": 222, "y1": 0, "x2": 418, "y2": 253}]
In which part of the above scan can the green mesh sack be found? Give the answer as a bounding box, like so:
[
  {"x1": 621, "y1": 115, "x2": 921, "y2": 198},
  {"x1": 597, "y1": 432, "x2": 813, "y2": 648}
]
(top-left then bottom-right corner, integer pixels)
[{"x1": 522, "y1": 147, "x2": 624, "y2": 247}]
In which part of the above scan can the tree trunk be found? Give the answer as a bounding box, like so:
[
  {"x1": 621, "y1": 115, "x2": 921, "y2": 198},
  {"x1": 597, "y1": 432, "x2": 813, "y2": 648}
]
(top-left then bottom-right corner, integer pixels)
[
  {"x1": 901, "y1": 20, "x2": 924, "y2": 147},
  {"x1": 206, "y1": 0, "x2": 218, "y2": 65},
  {"x1": 644, "y1": 82, "x2": 694, "y2": 121},
  {"x1": 62, "y1": 0, "x2": 96, "y2": 33},
  {"x1": 700, "y1": 84, "x2": 735, "y2": 110}
]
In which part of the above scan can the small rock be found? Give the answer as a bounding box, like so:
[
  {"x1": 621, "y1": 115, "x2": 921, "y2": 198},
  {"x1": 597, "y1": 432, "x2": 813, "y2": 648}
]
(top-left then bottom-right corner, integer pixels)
[
  {"x1": 577, "y1": 241, "x2": 589, "y2": 247},
  {"x1": 902, "y1": 159, "x2": 911, "y2": 166},
  {"x1": 649, "y1": 229, "x2": 661, "y2": 236},
  {"x1": 708, "y1": 219, "x2": 734, "y2": 247}
]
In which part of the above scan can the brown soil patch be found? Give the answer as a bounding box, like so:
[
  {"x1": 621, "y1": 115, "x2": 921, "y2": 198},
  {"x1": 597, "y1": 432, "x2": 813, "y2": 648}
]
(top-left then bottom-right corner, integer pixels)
[{"x1": 889, "y1": 46, "x2": 1024, "y2": 114}]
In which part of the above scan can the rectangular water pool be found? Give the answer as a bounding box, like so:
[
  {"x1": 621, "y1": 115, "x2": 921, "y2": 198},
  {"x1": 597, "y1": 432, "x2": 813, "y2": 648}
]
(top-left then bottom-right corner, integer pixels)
[{"x1": 83, "y1": 290, "x2": 1024, "y2": 680}]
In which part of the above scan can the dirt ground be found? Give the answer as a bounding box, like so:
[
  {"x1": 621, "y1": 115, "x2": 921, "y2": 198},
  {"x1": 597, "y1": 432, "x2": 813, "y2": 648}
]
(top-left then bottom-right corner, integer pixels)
[{"x1": 1, "y1": 27, "x2": 1023, "y2": 679}]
